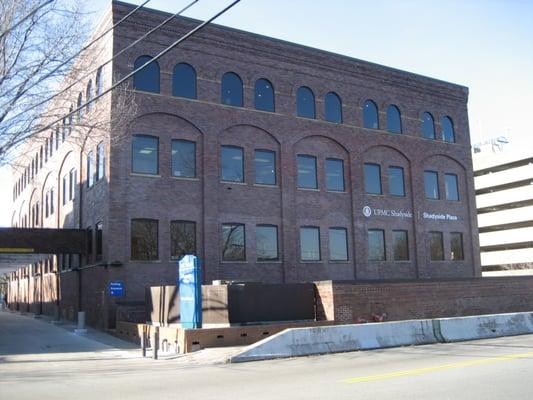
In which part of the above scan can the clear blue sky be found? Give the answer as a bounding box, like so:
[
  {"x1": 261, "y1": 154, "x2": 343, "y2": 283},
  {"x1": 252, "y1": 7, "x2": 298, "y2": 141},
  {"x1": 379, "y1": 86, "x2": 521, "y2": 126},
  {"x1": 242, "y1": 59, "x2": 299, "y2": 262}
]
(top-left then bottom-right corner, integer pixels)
[{"x1": 1, "y1": 0, "x2": 532, "y2": 226}]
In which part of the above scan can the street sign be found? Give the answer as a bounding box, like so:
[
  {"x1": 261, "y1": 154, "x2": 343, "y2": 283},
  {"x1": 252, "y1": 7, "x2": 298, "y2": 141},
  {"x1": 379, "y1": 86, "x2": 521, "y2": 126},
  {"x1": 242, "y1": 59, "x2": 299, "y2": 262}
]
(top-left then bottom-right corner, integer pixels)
[
  {"x1": 178, "y1": 255, "x2": 202, "y2": 329},
  {"x1": 109, "y1": 281, "x2": 124, "y2": 297}
]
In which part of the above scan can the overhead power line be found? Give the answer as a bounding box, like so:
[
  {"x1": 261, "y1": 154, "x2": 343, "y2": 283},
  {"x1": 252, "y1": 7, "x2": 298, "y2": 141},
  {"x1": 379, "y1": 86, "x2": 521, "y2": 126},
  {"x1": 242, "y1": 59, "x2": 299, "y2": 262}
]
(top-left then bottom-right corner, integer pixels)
[
  {"x1": 0, "y1": 0, "x2": 152, "y2": 111},
  {"x1": 16, "y1": 0, "x2": 242, "y2": 145},
  {"x1": 4, "y1": 0, "x2": 199, "y2": 125}
]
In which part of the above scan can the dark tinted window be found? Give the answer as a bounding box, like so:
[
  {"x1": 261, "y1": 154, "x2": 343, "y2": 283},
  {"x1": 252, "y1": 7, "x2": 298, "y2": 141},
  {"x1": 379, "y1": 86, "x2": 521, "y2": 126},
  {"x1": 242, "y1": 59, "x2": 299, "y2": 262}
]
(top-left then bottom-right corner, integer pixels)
[
  {"x1": 441, "y1": 116, "x2": 455, "y2": 143},
  {"x1": 445, "y1": 173, "x2": 459, "y2": 201},
  {"x1": 96, "y1": 142, "x2": 104, "y2": 181},
  {"x1": 96, "y1": 222, "x2": 103, "y2": 261},
  {"x1": 430, "y1": 231, "x2": 444, "y2": 261},
  {"x1": 131, "y1": 219, "x2": 158, "y2": 261},
  {"x1": 222, "y1": 223, "x2": 245, "y2": 261},
  {"x1": 364, "y1": 163, "x2": 382, "y2": 195},
  {"x1": 422, "y1": 112, "x2": 435, "y2": 139},
  {"x1": 386, "y1": 105, "x2": 402, "y2": 134},
  {"x1": 329, "y1": 228, "x2": 348, "y2": 261},
  {"x1": 254, "y1": 150, "x2": 276, "y2": 185},
  {"x1": 86, "y1": 226, "x2": 93, "y2": 264},
  {"x1": 86, "y1": 151, "x2": 94, "y2": 187},
  {"x1": 389, "y1": 166, "x2": 405, "y2": 196},
  {"x1": 256, "y1": 225, "x2": 278, "y2": 261},
  {"x1": 133, "y1": 56, "x2": 160, "y2": 93},
  {"x1": 172, "y1": 140, "x2": 196, "y2": 178},
  {"x1": 324, "y1": 92, "x2": 342, "y2": 123},
  {"x1": 170, "y1": 220, "x2": 196, "y2": 260},
  {"x1": 254, "y1": 78, "x2": 274, "y2": 112},
  {"x1": 424, "y1": 171, "x2": 439, "y2": 199},
  {"x1": 300, "y1": 227, "x2": 320, "y2": 261},
  {"x1": 392, "y1": 230, "x2": 409, "y2": 261},
  {"x1": 221, "y1": 72, "x2": 243, "y2": 107},
  {"x1": 325, "y1": 158, "x2": 344, "y2": 191},
  {"x1": 450, "y1": 232, "x2": 464, "y2": 260},
  {"x1": 363, "y1": 100, "x2": 379, "y2": 129},
  {"x1": 86, "y1": 80, "x2": 93, "y2": 112},
  {"x1": 297, "y1": 155, "x2": 317, "y2": 189},
  {"x1": 96, "y1": 66, "x2": 104, "y2": 97},
  {"x1": 172, "y1": 63, "x2": 196, "y2": 99},
  {"x1": 368, "y1": 229, "x2": 385, "y2": 261},
  {"x1": 77, "y1": 93, "x2": 83, "y2": 121},
  {"x1": 296, "y1": 86, "x2": 315, "y2": 118},
  {"x1": 132, "y1": 135, "x2": 158, "y2": 175},
  {"x1": 221, "y1": 146, "x2": 243, "y2": 182}
]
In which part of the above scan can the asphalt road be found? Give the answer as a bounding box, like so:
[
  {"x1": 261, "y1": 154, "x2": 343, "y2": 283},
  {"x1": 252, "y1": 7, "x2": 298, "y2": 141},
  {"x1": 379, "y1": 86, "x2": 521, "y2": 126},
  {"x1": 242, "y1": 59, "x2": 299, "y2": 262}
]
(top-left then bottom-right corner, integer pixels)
[{"x1": 2, "y1": 310, "x2": 533, "y2": 399}]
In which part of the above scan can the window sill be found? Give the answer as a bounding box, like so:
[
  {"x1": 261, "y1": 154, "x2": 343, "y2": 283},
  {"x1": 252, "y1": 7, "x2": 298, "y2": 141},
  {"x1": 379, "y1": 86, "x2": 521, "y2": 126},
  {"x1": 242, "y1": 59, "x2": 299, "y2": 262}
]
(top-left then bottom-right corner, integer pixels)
[
  {"x1": 329, "y1": 260, "x2": 350, "y2": 263},
  {"x1": 326, "y1": 190, "x2": 347, "y2": 194},
  {"x1": 171, "y1": 176, "x2": 199, "y2": 181},
  {"x1": 220, "y1": 181, "x2": 247, "y2": 186},
  {"x1": 130, "y1": 173, "x2": 161, "y2": 178},
  {"x1": 257, "y1": 260, "x2": 282, "y2": 264},
  {"x1": 297, "y1": 187, "x2": 319, "y2": 192},
  {"x1": 253, "y1": 183, "x2": 279, "y2": 188},
  {"x1": 129, "y1": 259, "x2": 162, "y2": 264},
  {"x1": 220, "y1": 261, "x2": 248, "y2": 264},
  {"x1": 299, "y1": 260, "x2": 322, "y2": 263}
]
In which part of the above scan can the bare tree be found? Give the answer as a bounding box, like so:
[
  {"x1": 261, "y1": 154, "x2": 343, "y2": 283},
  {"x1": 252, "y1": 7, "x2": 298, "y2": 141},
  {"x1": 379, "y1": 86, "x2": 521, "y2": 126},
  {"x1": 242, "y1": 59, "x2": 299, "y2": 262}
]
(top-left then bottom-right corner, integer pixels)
[{"x1": 0, "y1": 0, "x2": 91, "y2": 163}]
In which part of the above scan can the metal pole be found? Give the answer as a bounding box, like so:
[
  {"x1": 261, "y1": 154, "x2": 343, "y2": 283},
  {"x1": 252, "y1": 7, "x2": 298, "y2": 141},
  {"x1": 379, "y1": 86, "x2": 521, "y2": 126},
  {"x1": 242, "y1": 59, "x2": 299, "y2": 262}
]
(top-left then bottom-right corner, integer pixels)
[
  {"x1": 141, "y1": 324, "x2": 147, "y2": 358},
  {"x1": 153, "y1": 326, "x2": 159, "y2": 360}
]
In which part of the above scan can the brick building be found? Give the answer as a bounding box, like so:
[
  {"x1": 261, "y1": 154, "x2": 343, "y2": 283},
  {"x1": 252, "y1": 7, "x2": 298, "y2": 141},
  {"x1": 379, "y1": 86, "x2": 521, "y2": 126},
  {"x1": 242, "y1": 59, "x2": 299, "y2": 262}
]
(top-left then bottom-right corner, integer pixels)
[{"x1": 6, "y1": 1, "x2": 480, "y2": 328}]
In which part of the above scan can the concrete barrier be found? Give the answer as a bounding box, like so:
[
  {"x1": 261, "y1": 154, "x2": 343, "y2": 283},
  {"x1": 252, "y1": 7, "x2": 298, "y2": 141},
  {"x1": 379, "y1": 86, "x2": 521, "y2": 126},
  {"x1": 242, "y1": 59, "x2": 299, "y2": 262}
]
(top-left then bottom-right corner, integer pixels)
[
  {"x1": 437, "y1": 312, "x2": 533, "y2": 342},
  {"x1": 229, "y1": 319, "x2": 438, "y2": 363}
]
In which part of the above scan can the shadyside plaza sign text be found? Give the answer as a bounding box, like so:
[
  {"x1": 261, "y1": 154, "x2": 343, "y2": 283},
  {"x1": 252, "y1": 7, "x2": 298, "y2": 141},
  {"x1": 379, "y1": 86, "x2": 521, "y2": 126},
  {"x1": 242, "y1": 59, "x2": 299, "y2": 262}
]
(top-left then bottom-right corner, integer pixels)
[{"x1": 362, "y1": 206, "x2": 459, "y2": 221}]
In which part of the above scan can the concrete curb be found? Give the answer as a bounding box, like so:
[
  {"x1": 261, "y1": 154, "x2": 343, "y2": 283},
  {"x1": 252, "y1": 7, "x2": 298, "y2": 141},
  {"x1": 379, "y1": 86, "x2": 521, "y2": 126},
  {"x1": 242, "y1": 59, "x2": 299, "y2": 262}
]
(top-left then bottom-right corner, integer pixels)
[{"x1": 229, "y1": 311, "x2": 533, "y2": 363}]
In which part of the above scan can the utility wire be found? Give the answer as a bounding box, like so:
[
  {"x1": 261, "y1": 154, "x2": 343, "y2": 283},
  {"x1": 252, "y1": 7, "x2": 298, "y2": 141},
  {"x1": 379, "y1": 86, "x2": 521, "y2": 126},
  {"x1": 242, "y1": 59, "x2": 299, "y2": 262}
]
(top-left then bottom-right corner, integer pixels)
[
  {"x1": 0, "y1": 0, "x2": 152, "y2": 110},
  {"x1": 4, "y1": 0, "x2": 199, "y2": 125},
  {"x1": 15, "y1": 0, "x2": 242, "y2": 144}
]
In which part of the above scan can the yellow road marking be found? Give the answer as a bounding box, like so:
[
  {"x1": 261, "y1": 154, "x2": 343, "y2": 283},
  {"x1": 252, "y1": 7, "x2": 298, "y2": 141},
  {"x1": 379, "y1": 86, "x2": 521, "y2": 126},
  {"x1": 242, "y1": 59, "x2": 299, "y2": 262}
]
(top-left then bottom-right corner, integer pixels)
[{"x1": 343, "y1": 351, "x2": 533, "y2": 384}]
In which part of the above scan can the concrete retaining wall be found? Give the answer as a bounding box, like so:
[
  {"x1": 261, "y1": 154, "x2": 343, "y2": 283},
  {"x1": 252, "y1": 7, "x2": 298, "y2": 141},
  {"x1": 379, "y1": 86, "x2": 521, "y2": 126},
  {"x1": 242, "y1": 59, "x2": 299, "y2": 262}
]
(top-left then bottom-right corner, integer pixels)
[{"x1": 230, "y1": 311, "x2": 533, "y2": 363}]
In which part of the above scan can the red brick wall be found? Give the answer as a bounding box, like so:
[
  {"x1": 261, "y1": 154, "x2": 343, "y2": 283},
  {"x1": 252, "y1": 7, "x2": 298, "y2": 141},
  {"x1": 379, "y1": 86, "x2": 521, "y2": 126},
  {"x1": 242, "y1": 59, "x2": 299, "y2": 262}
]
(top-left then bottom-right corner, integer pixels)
[{"x1": 316, "y1": 277, "x2": 533, "y2": 324}]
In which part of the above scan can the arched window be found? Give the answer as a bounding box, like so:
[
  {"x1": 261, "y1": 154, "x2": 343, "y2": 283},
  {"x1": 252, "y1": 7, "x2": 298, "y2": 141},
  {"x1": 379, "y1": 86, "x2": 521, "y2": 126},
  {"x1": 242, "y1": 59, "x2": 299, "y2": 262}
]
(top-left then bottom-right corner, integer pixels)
[
  {"x1": 441, "y1": 116, "x2": 455, "y2": 143},
  {"x1": 254, "y1": 78, "x2": 274, "y2": 112},
  {"x1": 297, "y1": 86, "x2": 315, "y2": 118},
  {"x1": 363, "y1": 100, "x2": 379, "y2": 129},
  {"x1": 172, "y1": 63, "x2": 196, "y2": 99},
  {"x1": 77, "y1": 92, "x2": 83, "y2": 121},
  {"x1": 422, "y1": 112, "x2": 435, "y2": 139},
  {"x1": 386, "y1": 105, "x2": 402, "y2": 134},
  {"x1": 221, "y1": 72, "x2": 243, "y2": 107},
  {"x1": 86, "y1": 80, "x2": 93, "y2": 112},
  {"x1": 133, "y1": 55, "x2": 160, "y2": 93},
  {"x1": 324, "y1": 92, "x2": 342, "y2": 123},
  {"x1": 95, "y1": 66, "x2": 104, "y2": 97}
]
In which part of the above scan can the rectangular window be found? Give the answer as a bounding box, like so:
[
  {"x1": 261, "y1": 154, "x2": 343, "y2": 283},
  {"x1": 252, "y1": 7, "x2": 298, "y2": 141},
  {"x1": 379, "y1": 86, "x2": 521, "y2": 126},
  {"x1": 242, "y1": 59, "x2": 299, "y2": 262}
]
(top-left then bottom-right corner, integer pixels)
[
  {"x1": 172, "y1": 140, "x2": 196, "y2": 178},
  {"x1": 69, "y1": 169, "x2": 76, "y2": 200},
  {"x1": 96, "y1": 222, "x2": 103, "y2": 261},
  {"x1": 430, "y1": 231, "x2": 444, "y2": 261},
  {"x1": 364, "y1": 163, "x2": 382, "y2": 195},
  {"x1": 325, "y1": 158, "x2": 345, "y2": 191},
  {"x1": 392, "y1": 230, "x2": 409, "y2": 261},
  {"x1": 87, "y1": 151, "x2": 94, "y2": 188},
  {"x1": 445, "y1": 173, "x2": 459, "y2": 201},
  {"x1": 132, "y1": 135, "x2": 159, "y2": 175},
  {"x1": 170, "y1": 221, "x2": 196, "y2": 260},
  {"x1": 256, "y1": 225, "x2": 279, "y2": 261},
  {"x1": 368, "y1": 229, "x2": 385, "y2": 261},
  {"x1": 222, "y1": 223, "x2": 245, "y2": 261},
  {"x1": 254, "y1": 150, "x2": 276, "y2": 185},
  {"x1": 329, "y1": 228, "x2": 348, "y2": 261},
  {"x1": 131, "y1": 219, "x2": 159, "y2": 261},
  {"x1": 424, "y1": 171, "x2": 439, "y2": 199},
  {"x1": 86, "y1": 226, "x2": 93, "y2": 264},
  {"x1": 450, "y1": 232, "x2": 464, "y2": 260},
  {"x1": 96, "y1": 143, "x2": 105, "y2": 181},
  {"x1": 62, "y1": 176, "x2": 67, "y2": 205},
  {"x1": 50, "y1": 188, "x2": 54, "y2": 215},
  {"x1": 389, "y1": 166, "x2": 405, "y2": 197},
  {"x1": 221, "y1": 146, "x2": 244, "y2": 182},
  {"x1": 297, "y1": 155, "x2": 317, "y2": 189},
  {"x1": 300, "y1": 226, "x2": 320, "y2": 261}
]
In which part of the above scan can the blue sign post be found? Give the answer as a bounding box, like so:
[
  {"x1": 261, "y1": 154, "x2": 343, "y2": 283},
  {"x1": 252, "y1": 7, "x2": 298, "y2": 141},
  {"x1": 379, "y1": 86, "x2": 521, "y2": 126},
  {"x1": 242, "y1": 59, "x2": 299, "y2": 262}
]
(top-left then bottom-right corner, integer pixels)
[
  {"x1": 178, "y1": 255, "x2": 202, "y2": 329},
  {"x1": 109, "y1": 281, "x2": 124, "y2": 297}
]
